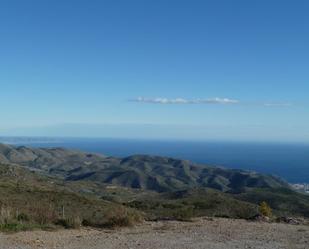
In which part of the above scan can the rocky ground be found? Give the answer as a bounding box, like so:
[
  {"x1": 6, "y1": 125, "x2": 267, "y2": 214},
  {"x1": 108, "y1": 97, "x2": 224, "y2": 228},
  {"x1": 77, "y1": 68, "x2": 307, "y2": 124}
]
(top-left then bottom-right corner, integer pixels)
[{"x1": 1, "y1": 218, "x2": 308, "y2": 249}]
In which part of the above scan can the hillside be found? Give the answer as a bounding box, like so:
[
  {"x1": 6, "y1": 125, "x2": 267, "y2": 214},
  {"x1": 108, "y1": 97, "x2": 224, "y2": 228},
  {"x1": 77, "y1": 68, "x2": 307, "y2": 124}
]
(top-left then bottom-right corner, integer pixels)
[
  {"x1": 0, "y1": 144, "x2": 289, "y2": 193},
  {"x1": 0, "y1": 143, "x2": 308, "y2": 221},
  {"x1": 0, "y1": 162, "x2": 141, "y2": 231}
]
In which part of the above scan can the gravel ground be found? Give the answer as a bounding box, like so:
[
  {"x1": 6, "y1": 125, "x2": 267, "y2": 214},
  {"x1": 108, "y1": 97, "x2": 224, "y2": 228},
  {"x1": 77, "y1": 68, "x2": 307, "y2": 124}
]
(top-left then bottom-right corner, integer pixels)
[{"x1": 1, "y1": 218, "x2": 308, "y2": 249}]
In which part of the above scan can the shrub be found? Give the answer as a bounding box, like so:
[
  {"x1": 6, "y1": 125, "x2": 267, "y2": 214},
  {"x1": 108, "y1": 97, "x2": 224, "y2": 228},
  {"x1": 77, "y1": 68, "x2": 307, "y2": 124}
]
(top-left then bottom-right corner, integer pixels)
[
  {"x1": 0, "y1": 223, "x2": 26, "y2": 232},
  {"x1": 103, "y1": 207, "x2": 143, "y2": 228},
  {"x1": 56, "y1": 216, "x2": 81, "y2": 229},
  {"x1": 0, "y1": 207, "x2": 13, "y2": 224},
  {"x1": 80, "y1": 206, "x2": 143, "y2": 229},
  {"x1": 259, "y1": 201, "x2": 272, "y2": 217},
  {"x1": 28, "y1": 205, "x2": 58, "y2": 225},
  {"x1": 17, "y1": 213, "x2": 29, "y2": 222},
  {"x1": 104, "y1": 215, "x2": 133, "y2": 228},
  {"x1": 172, "y1": 207, "x2": 194, "y2": 221}
]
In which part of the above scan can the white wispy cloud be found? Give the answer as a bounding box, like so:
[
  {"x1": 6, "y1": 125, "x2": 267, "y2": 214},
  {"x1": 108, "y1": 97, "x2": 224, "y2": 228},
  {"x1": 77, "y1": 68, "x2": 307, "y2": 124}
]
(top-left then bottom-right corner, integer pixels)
[
  {"x1": 263, "y1": 103, "x2": 292, "y2": 107},
  {"x1": 130, "y1": 97, "x2": 293, "y2": 107},
  {"x1": 131, "y1": 97, "x2": 239, "y2": 105}
]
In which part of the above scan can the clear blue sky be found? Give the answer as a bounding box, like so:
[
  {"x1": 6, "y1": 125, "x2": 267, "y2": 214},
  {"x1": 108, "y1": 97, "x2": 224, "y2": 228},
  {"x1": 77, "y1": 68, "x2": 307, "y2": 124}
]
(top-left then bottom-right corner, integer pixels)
[{"x1": 0, "y1": 0, "x2": 308, "y2": 141}]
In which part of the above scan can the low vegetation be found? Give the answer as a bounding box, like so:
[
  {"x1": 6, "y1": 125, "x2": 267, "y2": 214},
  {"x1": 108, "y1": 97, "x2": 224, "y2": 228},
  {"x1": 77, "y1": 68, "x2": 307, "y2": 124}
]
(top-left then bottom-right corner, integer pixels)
[
  {"x1": 0, "y1": 143, "x2": 308, "y2": 232},
  {"x1": 125, "y1": 188, "x2": 258, "y2": 221},
  {"x1": 0, "y1": 163, "x2": 142, "y2": 232},
  {"x1": 236, "y1": 188, "x2": 309, "y2": 217},
  {"x1": 259, "y1": 201, "x2": 272, "y2": 217}
]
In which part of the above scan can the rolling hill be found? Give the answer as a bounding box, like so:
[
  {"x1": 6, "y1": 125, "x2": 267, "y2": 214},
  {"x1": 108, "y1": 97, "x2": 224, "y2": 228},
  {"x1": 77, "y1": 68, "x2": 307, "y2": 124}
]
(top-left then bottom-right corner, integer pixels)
[
  {"x1": 0, "y1": 144, "x2": 289, "y2": 193},
  {"x1": 1, "y1": 143, "x2": 308, "y2": 222}
]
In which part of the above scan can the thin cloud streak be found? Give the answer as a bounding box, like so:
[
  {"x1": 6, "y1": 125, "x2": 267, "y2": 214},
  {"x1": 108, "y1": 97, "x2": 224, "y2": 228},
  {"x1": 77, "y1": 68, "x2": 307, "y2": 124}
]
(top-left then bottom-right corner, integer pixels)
[
  {"x1": 131, "y1": 97, "x2": 239, "y2": 105},
  {"x1": 263, "y1": 103, "x2": 293, "y2": 107},
  {"x1": 130, "y1": 97, "x2": 293, "y2": 107}
]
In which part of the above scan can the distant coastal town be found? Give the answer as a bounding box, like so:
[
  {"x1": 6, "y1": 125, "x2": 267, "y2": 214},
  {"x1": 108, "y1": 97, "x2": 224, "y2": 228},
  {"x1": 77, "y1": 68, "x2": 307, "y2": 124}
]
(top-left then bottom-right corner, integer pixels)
[{"x1": 291, "y1": 183, "x2": 309, "y2": 194}]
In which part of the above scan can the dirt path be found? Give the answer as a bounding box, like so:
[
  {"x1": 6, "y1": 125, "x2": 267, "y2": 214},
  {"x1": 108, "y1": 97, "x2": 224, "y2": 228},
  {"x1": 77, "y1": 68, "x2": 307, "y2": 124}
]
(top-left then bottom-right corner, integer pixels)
[{"x1": 1, "y1": 218, "x2": 308, "y2": 249}]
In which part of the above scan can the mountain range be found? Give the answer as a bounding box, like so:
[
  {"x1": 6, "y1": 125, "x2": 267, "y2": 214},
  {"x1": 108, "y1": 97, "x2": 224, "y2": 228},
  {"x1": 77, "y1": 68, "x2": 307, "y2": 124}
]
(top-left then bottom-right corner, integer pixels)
[
  {"x1": 0, "y1": 143, "x2": 308, "y2": 224},
  {"x1": 0, "y1": 143, "x2": 288, "y2": 193}
]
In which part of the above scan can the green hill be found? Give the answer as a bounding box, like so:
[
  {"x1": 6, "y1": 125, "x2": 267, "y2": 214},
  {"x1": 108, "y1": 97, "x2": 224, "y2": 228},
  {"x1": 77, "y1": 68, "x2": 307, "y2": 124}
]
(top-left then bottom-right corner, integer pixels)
[
  {"x1": 0, "y1": 143, "x2": 308, "y2": 226},
  {"x1": 0, "y1": 144, "x2": 289, "y2": 193}
]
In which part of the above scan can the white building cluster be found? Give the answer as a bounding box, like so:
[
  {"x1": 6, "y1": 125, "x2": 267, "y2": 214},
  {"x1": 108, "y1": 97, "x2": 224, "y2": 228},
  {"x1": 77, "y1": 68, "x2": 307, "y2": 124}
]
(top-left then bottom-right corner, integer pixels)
[{"x1": 292, "y1": 183, "x2": 309, "y2": 193}]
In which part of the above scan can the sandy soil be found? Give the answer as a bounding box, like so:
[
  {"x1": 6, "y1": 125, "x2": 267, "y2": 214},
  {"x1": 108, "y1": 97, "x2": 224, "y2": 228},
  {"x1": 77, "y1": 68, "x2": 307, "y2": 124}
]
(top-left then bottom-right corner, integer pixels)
[{"x1": 1, "y1": 218, "x2": 308, "y2": 249}]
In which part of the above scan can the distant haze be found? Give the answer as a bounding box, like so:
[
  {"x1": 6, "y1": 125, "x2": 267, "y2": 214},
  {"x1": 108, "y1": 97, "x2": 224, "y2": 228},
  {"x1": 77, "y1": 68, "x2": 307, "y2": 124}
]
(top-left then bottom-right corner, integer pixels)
[{"x1": 0, "y1": 123, "x2": 309, "y2": 143}]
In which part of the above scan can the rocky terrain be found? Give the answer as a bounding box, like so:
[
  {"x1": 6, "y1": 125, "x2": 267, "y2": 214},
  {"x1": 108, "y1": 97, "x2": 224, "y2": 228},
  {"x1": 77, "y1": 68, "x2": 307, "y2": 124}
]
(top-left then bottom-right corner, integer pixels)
[{"x1": 1, "y1": 218, "x2": 308, "y2": 249}]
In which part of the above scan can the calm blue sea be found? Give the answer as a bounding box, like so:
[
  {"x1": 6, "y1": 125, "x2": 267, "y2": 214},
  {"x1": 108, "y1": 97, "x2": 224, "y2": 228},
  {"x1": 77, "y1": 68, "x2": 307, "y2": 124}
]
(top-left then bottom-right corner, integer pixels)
[{"x1": 1, "y1": 137, "x2": 308, "y2": 183}]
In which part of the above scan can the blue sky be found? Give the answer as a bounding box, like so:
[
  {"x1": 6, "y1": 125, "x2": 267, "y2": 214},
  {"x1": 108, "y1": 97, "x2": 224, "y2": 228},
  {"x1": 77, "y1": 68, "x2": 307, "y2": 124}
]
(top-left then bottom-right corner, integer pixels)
[{"x1": 0, "y1": 0, "x2": 308, "y2": 141}]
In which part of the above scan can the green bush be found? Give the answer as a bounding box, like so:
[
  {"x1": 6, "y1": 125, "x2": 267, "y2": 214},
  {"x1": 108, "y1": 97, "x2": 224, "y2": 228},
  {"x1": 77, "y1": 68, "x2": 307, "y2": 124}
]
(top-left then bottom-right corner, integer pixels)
[
  {"x1": 259, "y1": 201, "x2": 272, "y2": 217},
  {"x1": 17, "y1": 213, "x2": 29, "y2": 222},
  {"x1": 0, "y1": 222, "x2": 53, "y2": 232}
]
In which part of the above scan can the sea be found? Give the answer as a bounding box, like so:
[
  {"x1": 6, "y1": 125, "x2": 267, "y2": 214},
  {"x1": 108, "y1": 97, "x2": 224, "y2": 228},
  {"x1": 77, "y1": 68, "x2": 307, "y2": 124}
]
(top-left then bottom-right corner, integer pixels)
[{"x1": 0, "y1": 137, "x2": 308, "y2": 183}]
